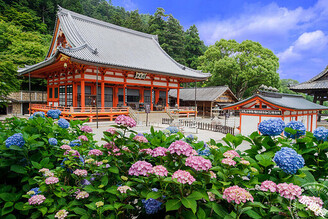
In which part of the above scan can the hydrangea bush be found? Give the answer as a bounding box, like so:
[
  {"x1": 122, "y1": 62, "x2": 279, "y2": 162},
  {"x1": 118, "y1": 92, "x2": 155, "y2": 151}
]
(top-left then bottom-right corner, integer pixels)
[{"x1": 0, "y1": 116, "x2": 327, "y2": 218}]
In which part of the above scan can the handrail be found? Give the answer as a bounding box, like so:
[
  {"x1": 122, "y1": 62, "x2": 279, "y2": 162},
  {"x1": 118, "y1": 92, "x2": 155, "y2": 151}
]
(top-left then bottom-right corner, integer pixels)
[{"x1": 128, "y1": 106, "x2": 138, "y2": 123}]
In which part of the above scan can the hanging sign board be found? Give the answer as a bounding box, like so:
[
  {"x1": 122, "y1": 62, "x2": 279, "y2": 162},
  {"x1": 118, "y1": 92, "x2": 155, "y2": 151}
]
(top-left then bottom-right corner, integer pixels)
[
  {"x1": 135, "y1": 72, "x2": 147, "y2": 80},
  {"x1": 241, "y1": 109, "x2": 282, "y2": 115},
  {"x1": 145, "y1": 104, "x2": 151, "y2": 113}
]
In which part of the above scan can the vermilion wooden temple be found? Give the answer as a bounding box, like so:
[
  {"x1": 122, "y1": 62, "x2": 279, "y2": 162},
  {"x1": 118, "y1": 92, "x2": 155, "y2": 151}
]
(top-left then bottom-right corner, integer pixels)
[{"x1": 18, "y1": 7, "x2": 210, "y2": 120}]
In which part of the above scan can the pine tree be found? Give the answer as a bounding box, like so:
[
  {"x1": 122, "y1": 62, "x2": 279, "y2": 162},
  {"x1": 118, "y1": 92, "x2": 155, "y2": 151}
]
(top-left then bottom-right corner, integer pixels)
[{"x1": 184, "y1": 25, "x2": 205, "y2": 68}]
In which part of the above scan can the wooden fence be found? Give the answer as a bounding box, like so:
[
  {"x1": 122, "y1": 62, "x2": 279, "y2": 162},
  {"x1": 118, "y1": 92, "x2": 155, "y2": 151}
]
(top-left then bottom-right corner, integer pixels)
[{"x1": 162, "y1": 118, "x2": 234, "y2": 135}]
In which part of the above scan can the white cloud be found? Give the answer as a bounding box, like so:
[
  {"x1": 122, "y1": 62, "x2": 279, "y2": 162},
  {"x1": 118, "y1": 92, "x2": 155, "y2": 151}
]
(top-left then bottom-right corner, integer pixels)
[
  {"x1": 277, "y1": 30, "x2": 328, "y2": 62},
  {"x1": 197, "y1": 0, "x2": 328, "y2": 46},
  {"x1": 121, "y1": 0, "x2": 138, "y2": 11}
]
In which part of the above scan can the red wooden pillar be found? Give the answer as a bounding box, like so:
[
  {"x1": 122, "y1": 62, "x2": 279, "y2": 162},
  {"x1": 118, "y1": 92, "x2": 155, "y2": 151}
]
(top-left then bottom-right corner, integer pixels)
[
  {"x1": 101, "y1": 73, "x2": 105, "y2": 110},
  {"x1": 113, "y1": 87, "x2": 118, "y2": 107},
  {"x1": 123, "y1": 74, "x2": 127, "y2": 106},
  {"x1": 140, "y1": 88, "x2": 144, "y2": 103},
  {"x1": 155, "y1": 89, "x2": 159, "y2": 104},
  {"x1": 47, "y1": 77, "x2": 50, "y2": 106},
  {"x1": 81, "y1": 71, "x2": 85, "y2": 110},
  {"x1": 150, "y1": 87, "x2": 153, "y2": 111},
  {"x1": 166, "y1": 88, "x2": 169, "y2": 107},
  {"x1": 72, "y1": 70, "x2": 77, "y2": 107},
  {"x1": 177, "y1": 83, "x2": 180, "y2": 107}
]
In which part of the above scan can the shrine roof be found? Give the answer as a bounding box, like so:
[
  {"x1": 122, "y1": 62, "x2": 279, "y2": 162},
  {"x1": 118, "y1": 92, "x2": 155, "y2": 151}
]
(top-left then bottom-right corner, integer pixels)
[
  {"x1": 223, "y1": 91, "x2": 328, "y2": 110},
  {"x1": 169, "y1": 86, "x2": 238, "y2": 102},
  {"x1": 18, "y1": 6, "x2": 210, "y2": 80},
  {"x1": 291, "y1": 66, "x2": 328, "y2": 91}
]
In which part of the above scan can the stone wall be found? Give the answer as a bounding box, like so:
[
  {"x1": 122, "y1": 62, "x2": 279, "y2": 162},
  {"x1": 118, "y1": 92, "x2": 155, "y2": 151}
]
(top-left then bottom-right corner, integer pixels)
[{"x1": 8, "y1": 91, "x2": 47, "y2": 102}]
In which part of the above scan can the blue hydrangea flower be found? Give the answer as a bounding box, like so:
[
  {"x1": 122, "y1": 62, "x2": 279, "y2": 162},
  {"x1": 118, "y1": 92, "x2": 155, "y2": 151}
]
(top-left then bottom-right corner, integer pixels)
[
  {"x1": 197, "y1": 147, "x2": 211, "y2": 156},
  {"x1": 48, "y1": 138, "x2": 58, "y2": 146},
  {"x1": 29, "y1": 188, "x2": 41, "y2": 196},
  {"x1": 81, "y1": 179, "x2": 91, "y2": 186},
  {"x1": 142, "y1": 198, "x2": 162, "y2": 214},
  {"x1": 152, "y1": 188, "x2": 159, "y2": 192},
  {"x1": 258, "y1": 118, "x2": 285, "y2": 136},
  {"x1": 29, "y1": 112, "x2": 45, "y2": 120},
  {"x1": 166, "y1": 126, "x2": 179, "y2": 134},
  {"x1": 58, "y1": 118, "x2": 70, "y2": 129},
  {"x1": 47, "y1": 109, "x2": 61, "y2": 119},
  {"x1": 313, "y1": 127, "x2": 328, "y2": 141},
  {"x1": 284, "y1": 121, "x2": 306, "y2": 139},
  {"x1": 5, "y1": 133, "x2": 25, "y2": 148},
  {"x1": 69, "y1": 139, "x2": 81, "y2": 147},
  {"x1": 273, "y1": 147, "x2": 305, "y2": 174}
]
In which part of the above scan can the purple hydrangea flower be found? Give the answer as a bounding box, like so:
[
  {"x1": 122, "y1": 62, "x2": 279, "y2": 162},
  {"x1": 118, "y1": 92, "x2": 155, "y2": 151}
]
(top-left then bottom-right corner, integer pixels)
[{"x1": 142, "y1": 198, "x2": 162, "y2": 214}]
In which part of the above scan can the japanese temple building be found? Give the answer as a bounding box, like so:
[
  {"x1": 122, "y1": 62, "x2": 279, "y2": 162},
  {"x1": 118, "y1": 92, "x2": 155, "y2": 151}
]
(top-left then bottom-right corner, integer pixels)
[
  {"x1": 18, "y1": 7, "x2": 210, "y2": 120},
  {"x1": 223, "y1": 90, "x2": 328, "y2": 136}
]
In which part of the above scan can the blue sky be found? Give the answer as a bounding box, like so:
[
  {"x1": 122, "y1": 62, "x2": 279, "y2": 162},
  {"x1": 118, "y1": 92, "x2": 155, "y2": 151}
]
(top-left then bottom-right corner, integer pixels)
[{"x1": 111, "y1": 0, "x2": 328, "y2": 83}]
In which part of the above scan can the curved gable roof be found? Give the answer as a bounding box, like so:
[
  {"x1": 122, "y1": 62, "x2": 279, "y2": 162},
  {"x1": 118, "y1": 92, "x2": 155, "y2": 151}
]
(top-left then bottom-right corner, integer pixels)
[{"x1": 19, "y1": 6, "x2": 210, "y2": 80}]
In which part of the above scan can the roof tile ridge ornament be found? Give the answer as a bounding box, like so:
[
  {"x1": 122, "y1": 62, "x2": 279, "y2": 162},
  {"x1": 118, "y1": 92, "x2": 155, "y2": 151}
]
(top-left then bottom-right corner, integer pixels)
[
  {"x1": 58, "y1": 6, "x2": 155, "y2": 40},
  {"x1": 150, "y1": 37, "x2": 210, "y2": 76}
]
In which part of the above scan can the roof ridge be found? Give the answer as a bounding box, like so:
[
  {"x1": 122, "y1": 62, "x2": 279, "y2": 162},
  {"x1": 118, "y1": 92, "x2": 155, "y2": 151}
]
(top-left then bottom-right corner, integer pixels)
[
  {"x1": 180, "y1": 86, "x2": 228, "y2": 89},
  {"x1": 58, "y1": 6, "x2": 156, "y2": 40}
]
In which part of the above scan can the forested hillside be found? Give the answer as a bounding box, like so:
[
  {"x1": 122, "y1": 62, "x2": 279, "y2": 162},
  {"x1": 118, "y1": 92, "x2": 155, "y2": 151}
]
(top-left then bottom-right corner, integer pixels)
[{"x1": 0, "y1": 0, "x2": 206, "y2": 92}]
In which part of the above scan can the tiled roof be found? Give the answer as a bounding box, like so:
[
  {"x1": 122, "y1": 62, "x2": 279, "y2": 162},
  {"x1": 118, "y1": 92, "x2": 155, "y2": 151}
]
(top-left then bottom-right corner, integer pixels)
[
  {"x1": 223, "y1": 91, "x2": 328, "y2": 110},
  {"x1": 18, "y1": 7, "x2": 210, "y2": 80},
  {"x1": 169, "y1": 86, "x2": 237, "y2": 102},
  {"x1": 291, "y1": 66, "x2": 328, "y2": 91}
]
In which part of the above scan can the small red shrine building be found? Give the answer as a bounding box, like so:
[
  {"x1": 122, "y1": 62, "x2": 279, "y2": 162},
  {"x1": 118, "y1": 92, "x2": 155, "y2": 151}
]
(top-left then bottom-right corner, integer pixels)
[
  {"x1": 18, "y1": 7, "x2": 210, "y2": 120},
  {"x1": 223, "y1": 90, "x2": 328, "y2": 136}
]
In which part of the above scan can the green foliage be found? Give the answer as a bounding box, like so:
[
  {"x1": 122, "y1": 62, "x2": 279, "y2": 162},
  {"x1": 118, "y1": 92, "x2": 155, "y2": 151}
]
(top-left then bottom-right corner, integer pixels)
[
  {"x1": 198, "y1": 39, "x2": 280, "y2": 98},
  {"x1": 0, "y1": 61, "x2": 20, "y2": 106},
  {"x1": 184, "y1": 25, "x2": 205, "y2": 69},
  {"x1": 279, "y1": 79, "x2": 299, "y2": 94}
]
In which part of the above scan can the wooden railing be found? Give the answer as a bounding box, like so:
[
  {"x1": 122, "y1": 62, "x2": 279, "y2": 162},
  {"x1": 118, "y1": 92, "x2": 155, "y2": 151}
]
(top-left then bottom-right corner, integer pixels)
[
  {"x1": 162, "y1": 118, "x2": 235, "y2": 135},
  {"x1": 29, "y1": 104, "x2": 129, "y2": 121},
  {"x1": 165, "y1": 106, "x2": 197, "y2": 118}
]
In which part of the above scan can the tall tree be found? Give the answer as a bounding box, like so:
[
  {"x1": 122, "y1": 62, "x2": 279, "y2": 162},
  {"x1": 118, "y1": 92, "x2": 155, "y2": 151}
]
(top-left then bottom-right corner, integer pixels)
[
  {"x1": 148, "y1": 8, "x2": 167, "y2": 44},
  {"x1": 184, "y1": 25, "x2": 204, "y2": 68},
  {"x1": 198, "y1": 39, "x2": 280, "y2": 98},
  {"x1": 161, "y1": 15, "x2": 186, "y2": 64},
  {"x1": 125, "y1": 10, "x2": 147, "y2": 32},
  {"x1": 279, "y1": 79, "x2": 299, "y2": 94}
]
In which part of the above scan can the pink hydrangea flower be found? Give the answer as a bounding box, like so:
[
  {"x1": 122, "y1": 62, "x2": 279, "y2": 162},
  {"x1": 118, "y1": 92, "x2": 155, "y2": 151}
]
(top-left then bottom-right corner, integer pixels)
[
  {"x1": 128, "y1": 161, "x2": 153, "y2": 176},
  {"x1": 223, "y1": 150, "x2": 240, "y2": 159},
  {"x1": 103, "y1": 141, "x2": 116, "y2": 149},
  {"x1": 105, "y1": 127, "x2": 116, "y2": 135},
  {"x1": 185, "y1": 156, "x2": 212, "y2": 171},
  {"x1": 115, "y1": 115, "x2": 136, "y2": 128},
  {"x1": 122, "y1": 146, "x2": 131, "y2": 152},
  {"x1": 210, "y1": 171, "x2": 217, "y2": 179},
  {"x1": 73, "y1": 169, "x2": 88, "y2": 177},
  {"x1": 94, "y1": 161, "x2": 103, "y2": 166},
  {"x1": 88, "y1": 149, "x2": 103, "y2": 156},
  {"x1": 221, "y1": 158, "x2": 236, "y2": 166},
  {"x1": 44, "y1": 171, "x2": 54, "y2": 177},
  {"x1": 55, "y1": 209, "x2": 69, "y2": 219},
  {"x1": 39, "y1": 168, "x2": 49, "y2": 173},
  {"x1": 140, "y1": 148, "x2": 153, "y2": 155},
  {"x1": 260, "y1": 180, "x2": 277, "y2": 192},
  {"x1": 60, "y1": 145, "x2": 71, "y2": 150},
  {"x1": 152, "y1": 165, "x2": 168, "y2": 176},
  {"x1": 133, "y1": 135, "x2": 148, "y2": 143},
  {"x1": 78, "y1": 135, "x2": 88, "y2": 141},
  {"x1": 191, "y1": 149, "x2": 198, "y2": 156},
  {"x1": 223, "y1": 185, "x2": 254, "y2": 204},
  {"x1": 299, "y1": 196, "x2": 324, "y2": 207},
  {"x1": 277, "y1": 183, "x2": 302, "y2": 200},
  {"x1": 108, "y1": 148, "x2": 122, "y2": 156},
  {"x1": 208, "y1": 192, "x2": 216, "y2": 201},
  {"x1": 64, "y1": 149, "x2": 80, "y2": 157},
  {"x1": 76, "y1": 191, "x2": 89, "y2": 199},
  {"x1": 168, "y1": 140, "x2": 194, "y2": 157},
  {"x1": 172, "y1": 170, "x2": 195, "y2": 185},
  {"x1": 45, "y1": 177, "x2": 59, "y2": 185},
  {"x1": 81, "y1": 126, "x2": 93, "y2": 133},
  {"x1": 117, "y1": 185, "x2": 132, "y2": 193},
  {"x1": 28, "y1": 195, "x2": 46, "y2": 205},
  {"x1": 151, "y1": 147, "x2": 168, "y2": 157}
]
